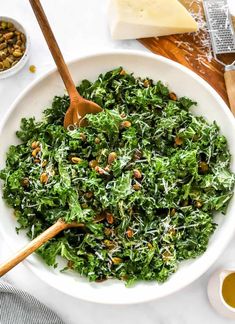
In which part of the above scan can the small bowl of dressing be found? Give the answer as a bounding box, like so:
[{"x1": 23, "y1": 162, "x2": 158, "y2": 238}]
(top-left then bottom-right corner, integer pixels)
[{"x1": 208, "y1": 266, "x2": 235, "y2": 319}]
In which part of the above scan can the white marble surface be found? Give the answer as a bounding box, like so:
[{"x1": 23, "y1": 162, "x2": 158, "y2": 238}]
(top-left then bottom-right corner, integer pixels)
[{"x1": 1, "y1": 1, "x2": 235, "y2": 323}]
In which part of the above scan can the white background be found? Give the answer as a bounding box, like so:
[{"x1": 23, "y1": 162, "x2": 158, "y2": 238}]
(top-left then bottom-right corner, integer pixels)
[{"x1": 1, "y1": 1, "x2": 235, "y2": 323}]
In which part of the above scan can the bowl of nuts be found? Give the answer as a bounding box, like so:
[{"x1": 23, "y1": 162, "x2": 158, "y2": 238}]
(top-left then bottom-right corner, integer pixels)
[{"x1": 0, "y1": 17, "x2": 30, "y2": 79}]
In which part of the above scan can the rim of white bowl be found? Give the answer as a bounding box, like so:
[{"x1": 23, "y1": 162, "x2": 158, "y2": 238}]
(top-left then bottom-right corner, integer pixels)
[
  {"x1": 0, "y1": 50, "x2": 235, "y2": 304},
  {"x1": 0, "y1": 16, "x2": 30, "y2": 79}
]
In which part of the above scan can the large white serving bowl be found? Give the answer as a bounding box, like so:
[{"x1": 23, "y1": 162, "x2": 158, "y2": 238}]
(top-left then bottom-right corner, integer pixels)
[{"x1": 0, "y1": 50, "x2": 235, "y2": 305}]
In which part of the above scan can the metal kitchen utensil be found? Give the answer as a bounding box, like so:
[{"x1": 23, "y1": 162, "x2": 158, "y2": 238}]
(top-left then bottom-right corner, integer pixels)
[{"x1": 203, "y1": 0, "x2": 235, "y2": 115}]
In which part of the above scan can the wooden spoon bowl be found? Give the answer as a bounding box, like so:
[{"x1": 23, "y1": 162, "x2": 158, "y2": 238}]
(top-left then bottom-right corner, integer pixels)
[{"x1": 64, "y1": 92, "x2": 103, "y2": 128}]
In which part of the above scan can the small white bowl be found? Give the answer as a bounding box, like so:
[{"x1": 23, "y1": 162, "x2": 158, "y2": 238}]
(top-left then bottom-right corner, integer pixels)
[
  {"x1": 0, "y1": 16, "x2": 30, "y2": 79},
  {"x1": 208, "y1": 266, "x2": 235, "y2": 319}
]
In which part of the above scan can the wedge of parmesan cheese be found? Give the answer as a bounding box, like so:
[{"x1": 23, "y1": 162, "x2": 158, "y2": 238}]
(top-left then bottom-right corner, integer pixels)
[{"x1": 108, "y1": 0, "x2": 198, "y2": 40}]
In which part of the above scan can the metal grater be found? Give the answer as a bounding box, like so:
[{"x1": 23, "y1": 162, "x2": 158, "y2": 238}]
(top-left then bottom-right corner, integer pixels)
[{"x1": 203, "y1": 0, "x2": 235, "y2": 68}]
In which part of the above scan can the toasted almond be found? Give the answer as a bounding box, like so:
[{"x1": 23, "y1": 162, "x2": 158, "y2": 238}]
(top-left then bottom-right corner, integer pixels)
[
  {"x1": 95, "y1": 137, "x2": 100, "y2": 144},
  {"x1": 120, "y1": 121, "x2": 131, "y2": 128},
  {"x1": 104, "y1": 228, "x2": 112, "y2": 236},
  {"x1": 31, "y1": 141, "x2": 40, "y2": 149},
  {"x1": 162, "y1": 250, "x2": 172, "y2": 261},
  {"x1": 29, "y1": 65, "x2": 36, "y2": 73},
  {"x1": 133, "y1": 183, "x2": 141, "y2": 191},
  {"x1": 169, "y1": 92, "x2": 177, "y2": 101},
  {"x1": 133, "y1": 169, "x2": 142, "y2": 179},
  {"x1": 199, "y1": 161, "x2": 209, "y2": 174},
  {"x1": 143, "y1": 79, "x2": 151, "y2": 88},
  {"x1": 40, "y1": 172, "x2": 48, "y2": 184},
  {"x1": 195, "y1": 200, "x2": 203, "y2": 208},
  {"x1": 112, "y1": 257, "x2": 123, "y2": 264},
  {"x1": 174, "y1": 136, "x2": 183, "y2": 146},
  {"x1": 4, "y1": 32, "x2": 14, "y2": 40},
  {"x1": 42, "y1": 160, "x2": 48, "y2": 167},
  {"x1": 32, "y1": 147, "x2": 40, "y2": 157},
  {"x1": 108, "y1": 152, "x2": 117, "y2": 164},
  {"x1": 71, "y1": 157, "x2": 82, "y2": 164},
  {"x1": 106, "y1": 213, "x2": 114, "y2": 224},
  {"x1": 21, "y1": 178, "x2": 29, "y2": 187},
  {"x1": 34, "y1": 159, "x2": 41, "y2": 164},
  {"x1": 126, "y1": 228, "x2": 133, "y2": 238},
  {"x1": 89, "y1": 160, "x2": 98, "y2": 169},
  {"x1": 103, "y1": 240, "x2": 116, "y2": 250}
]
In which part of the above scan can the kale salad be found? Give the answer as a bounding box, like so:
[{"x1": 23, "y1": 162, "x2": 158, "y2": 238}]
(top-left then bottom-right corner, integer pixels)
[{"x1": 1, "y1": 67, "x2": 234, "y2": 285}]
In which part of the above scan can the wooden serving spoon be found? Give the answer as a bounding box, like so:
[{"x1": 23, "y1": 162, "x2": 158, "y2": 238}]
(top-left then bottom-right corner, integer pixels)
[
  {"x1": 0, "y1": 0, "x2": 103, "y2": 277},
  {"x1": 29, "y1": 0, "x2": 102, "y2": 128},
  {"x1": 0, "y1": 219, "x2": 84, "y2": 277}
]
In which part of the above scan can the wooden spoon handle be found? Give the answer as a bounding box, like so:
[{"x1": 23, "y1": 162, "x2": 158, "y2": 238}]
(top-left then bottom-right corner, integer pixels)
[
  {"x1": 29, "y1": 0, "x2": 79, "y2": 99},
  {"x1": 224, "y1": 69, "x2": 235, "y2": 117},
  {"x1": 0, "y1": 219, "x2": 67, "y2": 277}
]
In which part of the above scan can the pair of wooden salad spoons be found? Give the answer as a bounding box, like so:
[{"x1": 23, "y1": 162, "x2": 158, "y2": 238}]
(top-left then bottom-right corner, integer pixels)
[{"x1": 0, "y1": 0, "x2": 102, "y2": 277}]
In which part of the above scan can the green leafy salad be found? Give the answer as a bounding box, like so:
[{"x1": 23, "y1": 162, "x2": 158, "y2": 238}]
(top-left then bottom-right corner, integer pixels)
[{"x1": 1, "y1": 67, "x2": 234, "y2": 285}]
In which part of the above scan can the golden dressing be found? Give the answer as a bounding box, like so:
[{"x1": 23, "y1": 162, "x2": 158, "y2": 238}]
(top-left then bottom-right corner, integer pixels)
[{"x1": 222, "y1": 273, "x2": 235, "y2": 308}]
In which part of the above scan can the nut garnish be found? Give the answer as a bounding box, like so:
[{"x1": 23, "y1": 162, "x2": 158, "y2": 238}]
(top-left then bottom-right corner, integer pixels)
[
  {"x1": 199, "y1": 161, "x2": 209, "y2": 174},
  {"x1": 120, "y1": 121, "x2": 131, "y2": 128},
  {"x1": 29, "y1": 65, "x2": 36, "y2": 73},
  {"x1": 31, "y1": 141, "x2": 40, "y2": 149},
  {"x1": 106, "y1": 212, "x2": 114, "y2": 224},
  {"x1": 0, "y1": 20, "x2": 26, "y2": 72},
  {"x1": 95, "y1": 137, "x2": 101, "y2": 144},
  {"x1": 89, "y1": 160, "x2": 98, "y2": 169},
  {"x1": 40, "y1": 172, "x2": 48, "y2": 184},
  {"x1": 133, "y1": 169, "x2": 142, "y2": 179},
  {"x1": 126, "y1": 228, "x2": 133, "y2": 238},
  {"x1": 71, "y1": 157, "x2": 82, "y2": 164},
  {"x1": 108, "y1": 152, "x2": 117, "y2": 164},
  {"x1": 174, "y1": 136, "x2": 183, "y2": 146},
  {"x1": 32, "y1": 147, "x2": 40, "y2": 157},
  {"x1": 21, "y1": 178, "x2": 29, "y2": 187},
  {"x1": 133, "y1": 183, "x2": 141, "y2": 191},
  {"x1": 112, "y1": 257, "x2": 123, "y2": 264},
  {"x1": 169, "y1": 92, "x2": 177, "y2": 101}
]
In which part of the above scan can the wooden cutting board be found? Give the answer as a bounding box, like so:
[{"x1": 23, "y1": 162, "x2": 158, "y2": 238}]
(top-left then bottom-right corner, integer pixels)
[{"x1": 139, "y1": 0, "x2": 235, "y2": 106}]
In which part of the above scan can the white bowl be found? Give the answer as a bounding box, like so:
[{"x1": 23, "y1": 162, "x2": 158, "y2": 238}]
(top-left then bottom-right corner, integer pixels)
[
  {"x1": 0, "y1": 16, "x2": 30, "y2": 79},
  {"x1": 0, "y1": 50, "x2": 235, "y2": 304}
]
